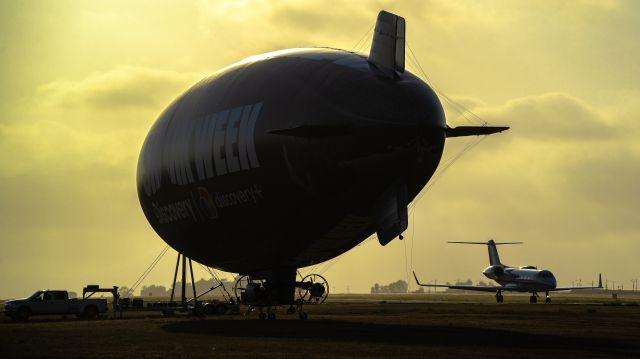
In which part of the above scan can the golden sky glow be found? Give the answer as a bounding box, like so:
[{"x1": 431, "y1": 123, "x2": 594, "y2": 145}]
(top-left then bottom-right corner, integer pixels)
[{"x1": 1, "y1": 0, "x2": 639, "y2": 297}]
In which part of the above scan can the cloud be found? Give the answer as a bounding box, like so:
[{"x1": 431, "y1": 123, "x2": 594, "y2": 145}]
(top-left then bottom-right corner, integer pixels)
[
  {"x1": 37, "y1": 66, "x2": 201, "y2": 110},
  {"x1": 428, "y1": 92, "x2": 637, "y2": 240},
  {"x1": 447, "y1": 92, "x2": 617, "y2": 141}
]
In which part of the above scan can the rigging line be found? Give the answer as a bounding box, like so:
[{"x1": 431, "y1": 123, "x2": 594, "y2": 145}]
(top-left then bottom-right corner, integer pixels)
[
  {"x1": 421, "y1": 137, "x2": 487, "y2": 196},
  {"x1": 317, "y1": 256, "x2": 339, "y2": 276},
  {"x1": 424, "y1": 141, "x2": 480, "y2": 192},
  {"x1": 198, "y1": 263, "x2": 233, "y2": 300},
  {"x1": 129, "y1": 246, "x2": 169, "y2": 295},
  {"x1": 407, "y1": 42, "x2": 486, "y2": 126},
  {"x1": 126, "y1": 246, "x2": 168, "y2": 294},
  {"x1": 351, "y1": 24, "x2": 374, "y2": 52},
  {"x1": 305, "y1": 262, "x2": 323, "y2": 277},
  {"x1": 199, "y1": 263, "x2": 220, "y2": 282},
  {"x1": 407, "y1": 46, "x2": 481, "y2": 125},
  {"x1": 313, "y1": 254, "x2": 336, "y2": 276},
  {"x1": 299, "y1": 261, "x2": 319, "y2": 278},
  {"x1": 406, "y1": 55, "x2": 476, "y2": 127},
  {"x1": 403, "y1": 233, "x2": 410, "y2": 291},
  {"x1": 409, "y1": 132, "x2": 482, "y2": 209},
  {"x1": 406, "y1": 150, "x2": 461, "y2": 212},
  {"x1": 356, "y1": 32, "x2": 373, "y2": 55},
  {"x1": 356, "y1": 34, "x2": 373, "y2": 52},
  {"x1": 207, "y1": 265, "x2": 223, "y2": 282},
  {"x1": 409, "y1": 136, "x2": 485, "y2": 211},
  {"x1": 318, "y1": 255, "x2": 343, "y2": 276},
  {"x1": 319, "y1": 234, "x2": 377, "y2": 276},
  {"x1": 125, "y1": 245, "x2": 169, "y2": 297},
  {"x1": 306, "y1": 262, "x2": 324, "y2": 276},
  {"x1": 203, "y1": 265, "x2": 228, "y2": 295},
  {"x1": 410, "y1": 205, "x2": 416, "y2": 271}
]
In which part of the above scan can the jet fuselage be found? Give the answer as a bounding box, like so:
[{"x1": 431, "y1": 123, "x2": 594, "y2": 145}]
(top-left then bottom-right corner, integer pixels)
[{"x1": 484, "y1": 266, "x2": 558, "y2": 292}]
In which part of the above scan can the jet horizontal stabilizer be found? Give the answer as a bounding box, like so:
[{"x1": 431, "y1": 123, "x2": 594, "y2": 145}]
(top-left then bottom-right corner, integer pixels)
[{"x1": 446, "y1": 126, "x2": 509, "y2": 138}]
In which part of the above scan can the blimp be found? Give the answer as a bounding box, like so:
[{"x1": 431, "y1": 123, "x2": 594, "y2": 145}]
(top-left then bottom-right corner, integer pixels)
[{"x1": 137, "y1": 10, "x2": 507, "y2": 314}]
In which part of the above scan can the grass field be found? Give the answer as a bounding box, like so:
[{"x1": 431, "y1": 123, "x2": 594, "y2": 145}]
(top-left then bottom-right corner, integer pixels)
[{"x1": 1, "y1": 293, "x2": 639, "y2": 358}]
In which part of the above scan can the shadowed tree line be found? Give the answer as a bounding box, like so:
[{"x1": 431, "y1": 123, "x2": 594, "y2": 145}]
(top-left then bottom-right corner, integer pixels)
[
  {"x1": 371, "y1": 280, "x2": 409, "y2": 294},
  {"x1": 370, "y1": 279, "x2": 497, "y2": 294},
  {"x1": 118, "y1": 277, "x2": 234, "y2": 298}
]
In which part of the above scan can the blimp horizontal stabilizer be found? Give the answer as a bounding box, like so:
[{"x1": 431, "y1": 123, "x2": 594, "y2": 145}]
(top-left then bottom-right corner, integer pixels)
[{"x1": 446, "y1": 125, "x2": 510, "y2": 138}]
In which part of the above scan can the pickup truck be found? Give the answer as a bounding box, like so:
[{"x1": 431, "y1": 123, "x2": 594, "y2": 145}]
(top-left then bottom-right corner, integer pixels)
[{"x1": 3, "y1": 290, "x2": 108, "y2": 320}]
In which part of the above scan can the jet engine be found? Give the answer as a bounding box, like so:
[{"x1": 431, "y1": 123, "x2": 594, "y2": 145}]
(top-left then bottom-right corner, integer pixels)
[{"x1": 483, "y1": 265, "x2": 504, "y2": 278}]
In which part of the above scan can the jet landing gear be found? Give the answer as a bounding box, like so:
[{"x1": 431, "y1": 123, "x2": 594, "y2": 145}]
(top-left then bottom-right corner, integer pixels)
[
  {"x1": 545, "y1": 291, "x2": 551, "y2": 304},
  {"x1": 495, "y1": 291, "x2": 504, "y2": 303},
  {"x1": 529, "y1": 292, "x2": 539, "y2": 304}
]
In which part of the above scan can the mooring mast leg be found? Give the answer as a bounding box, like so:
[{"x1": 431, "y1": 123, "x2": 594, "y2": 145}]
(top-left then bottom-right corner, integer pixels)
[
  {"x1": 170, "y1": 253, "x2": 181, "y2": 303},
  {"x1": 181, "y1": 254, "x2": 187, "y2": 307},
  {"x1": 189, "y1": 259, "x2": 197, "y2": 305}
]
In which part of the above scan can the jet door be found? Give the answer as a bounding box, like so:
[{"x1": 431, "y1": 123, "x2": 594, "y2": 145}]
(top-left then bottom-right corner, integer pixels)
[{"x1": 373, "y1": 182, "x2": 408, "y2": 245}]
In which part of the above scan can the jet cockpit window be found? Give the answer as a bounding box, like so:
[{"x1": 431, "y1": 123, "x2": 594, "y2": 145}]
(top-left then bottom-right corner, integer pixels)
[{"x1": 539, "y1": 270, "x2": 552, "y2": 278}]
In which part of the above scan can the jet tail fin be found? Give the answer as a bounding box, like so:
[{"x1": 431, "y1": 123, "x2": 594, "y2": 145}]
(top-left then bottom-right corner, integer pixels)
[
  {"x1": 598, "y1": 273, "x2": 603, "y2": 289},
  {"x1": 487, "y1": 241, "x2": 501, "y2": 266},
  {"x1": 368, "y1": 10, "x2": 405, "y2": 74},
  {"x1": 448, "y1": 240, "x2": 522, "y2": 266}
]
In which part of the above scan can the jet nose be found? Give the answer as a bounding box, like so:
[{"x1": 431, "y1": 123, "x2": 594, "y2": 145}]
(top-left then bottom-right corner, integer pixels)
[{"x1": 539, "y1": 270, "x2": 557, "y2": 288}]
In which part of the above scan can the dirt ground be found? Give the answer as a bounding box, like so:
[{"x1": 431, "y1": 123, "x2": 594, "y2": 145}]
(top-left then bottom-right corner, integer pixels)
[{"x1": 1, "y1": 293, "x2": 639, "y2": 358}]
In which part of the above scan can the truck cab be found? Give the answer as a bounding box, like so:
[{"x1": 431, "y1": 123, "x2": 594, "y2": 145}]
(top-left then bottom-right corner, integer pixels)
[{"x1": 26, "y1": 290, "x2": 70, "y2": 315}]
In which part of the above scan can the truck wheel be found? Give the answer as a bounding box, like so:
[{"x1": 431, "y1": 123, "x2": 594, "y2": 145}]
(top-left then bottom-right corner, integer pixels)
[
  {"x1": 192, "y1": 305, "x2": 205, "y2": 317},
  {"x1": 15, "y1": 307, "x2": 30, "y2": 321},
  {"x1": 203, "y1": 304, "x2": 216, "y2": 315},
  {"x1": 215, "y1": 303, "x2": 229, "y2": 315},
  {"x1": 83, "y1": 305, "x2": 98, "y2": 319}
]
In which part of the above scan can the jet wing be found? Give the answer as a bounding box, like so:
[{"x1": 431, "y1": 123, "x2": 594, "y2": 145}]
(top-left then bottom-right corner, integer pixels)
[
  {"x1": 551, "y1": 286, "x2": 601, "y2": 291},
  {"x1": 446, "y1": 125, "x2": 509, "y2": 138},
  {"x1": 413, "y1": 272, "x2": 502, "y2": 292},
  {"x1": 552, "y1": 273, "x2": 603, "y2": 291}
]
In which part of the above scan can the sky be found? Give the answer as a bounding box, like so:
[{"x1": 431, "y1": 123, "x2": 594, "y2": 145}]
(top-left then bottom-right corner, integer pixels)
[{"x1": 1, "y1": 0, "x2": 639, "y2": 298}]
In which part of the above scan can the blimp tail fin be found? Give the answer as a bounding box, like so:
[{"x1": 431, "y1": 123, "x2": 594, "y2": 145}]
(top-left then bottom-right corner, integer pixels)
[{"x1": 369, "y1": 10, "x2": 405, "y2": 74}]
